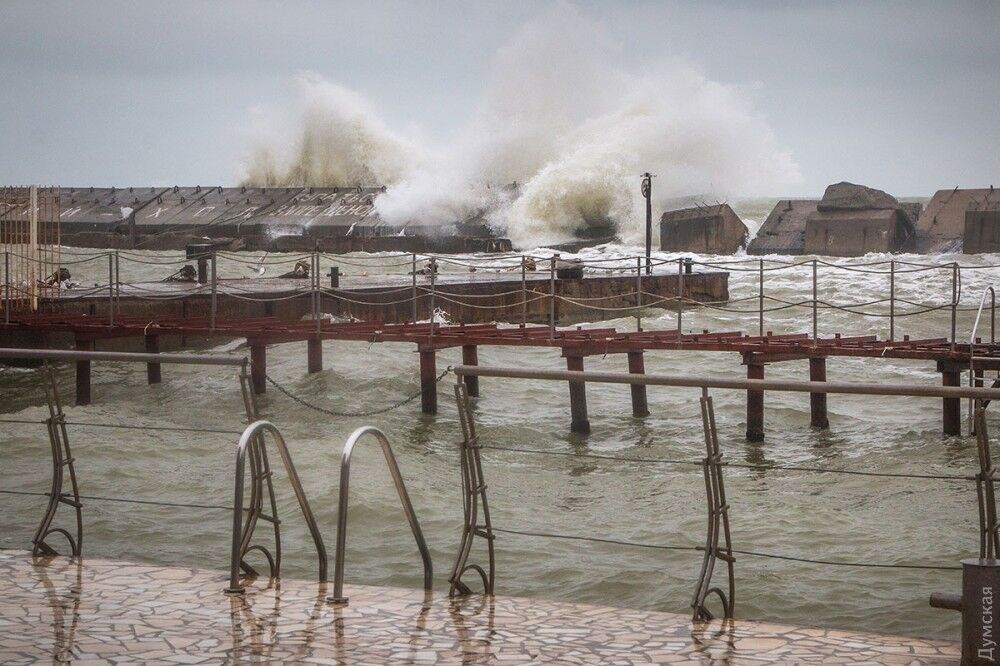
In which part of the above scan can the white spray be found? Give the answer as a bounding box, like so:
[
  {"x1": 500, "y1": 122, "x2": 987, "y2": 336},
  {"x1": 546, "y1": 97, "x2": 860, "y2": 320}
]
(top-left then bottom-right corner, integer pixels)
[{"x1": 240, "y1": 4, "x2": 800, "y2": 247}]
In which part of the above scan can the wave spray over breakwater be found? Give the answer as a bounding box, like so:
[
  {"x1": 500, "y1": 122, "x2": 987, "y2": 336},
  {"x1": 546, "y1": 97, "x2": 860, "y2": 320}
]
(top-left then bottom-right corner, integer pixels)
[{"x1": 241, "y1": 5, "x2": 800, "y2": 247}]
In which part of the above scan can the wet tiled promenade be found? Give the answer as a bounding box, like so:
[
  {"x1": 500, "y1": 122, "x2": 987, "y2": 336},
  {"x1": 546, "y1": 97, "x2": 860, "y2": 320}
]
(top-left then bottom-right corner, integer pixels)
[{"x1": 0, "y1": 549, "x2": 959, "y2": 664}]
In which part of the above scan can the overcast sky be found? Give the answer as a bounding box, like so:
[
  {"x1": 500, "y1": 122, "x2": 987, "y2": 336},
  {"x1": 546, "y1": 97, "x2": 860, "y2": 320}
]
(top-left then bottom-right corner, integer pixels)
[{"x1": 1, "y1": 0, "x2": 997, "y2": 197}]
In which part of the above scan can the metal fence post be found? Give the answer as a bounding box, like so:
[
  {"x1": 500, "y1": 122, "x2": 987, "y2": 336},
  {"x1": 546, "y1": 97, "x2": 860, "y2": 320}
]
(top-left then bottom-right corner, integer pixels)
[
  {"x1": 411, "y1": 252, "x2": 418, "y2": 324},
  {"x1": 114, "y1": 249, "x2": 120, "y2": 309},
  {"x1": 889, "y1": 259, "x2": 895, "y2": 342},
  {"x1": 676, "y1": 257, "x2": 684, "y2": 337},
  {"x1": 107, "y1": 252, "x2": 115, "y2": 326},
  {"x1": 3, "y1": 251, "x2": 9, "y2": 324},
  {"x1": 951, "y1": 262, "x2": 958, "y2": 350},
  {"x1": 812, "y1": 259, "x2": 818, "y2": 342},
  {"x1": 636, "y1": 256, "x2": 643, "y2": 332},
  {"x1": 758, "y1": 258, "x2": 764, "y2": 337},
  {"x1": 521, "y1": 255, "x2": 527, "y2": 327},
  {"x1": 428, "y1": 257, "x2": 437, "y2": 342},
  {"x1": 549, "y1": 254, "x2": 558, "y2": 337},
  {"x1": 210, "y1": 251, "x2": 217, "y2": 332},
  {"x1": 313, "y1": 251, "x2": 321, "y2": 335}
]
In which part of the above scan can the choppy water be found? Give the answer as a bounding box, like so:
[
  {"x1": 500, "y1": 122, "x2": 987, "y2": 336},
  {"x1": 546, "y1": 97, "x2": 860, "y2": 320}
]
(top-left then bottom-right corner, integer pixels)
[{"x1": 2, "y1": 199, "x2": 999, "y2": 641}]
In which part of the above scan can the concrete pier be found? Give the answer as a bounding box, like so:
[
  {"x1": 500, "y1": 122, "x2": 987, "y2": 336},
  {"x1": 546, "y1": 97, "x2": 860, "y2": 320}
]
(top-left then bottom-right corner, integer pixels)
[
  {"x1": 74, "y1": 337, "x2": 93, "y2": 406},
  {"x1": 419, "y1": 348, "x2": 437, "y2": 414},
  {"x1": 565, "y1": 354, "x2": 590, "y2": 434},
  {"x1": 627, "y1": 351, "x2": 650, "y2": 417},
  {"x1": 809, "y1": 357, "x2": 829, "y2": 429},
  {"x1": 307, "y1": 338, "x2": 323, "y2": 374},
  {"x1": 250, "y1": 342, "x2": 267, "y2": 395},
  {"x1": 746, "y1": 359, "x2": 765, "y2": 442},
  {"x1": 144, "y1": 334, "x2": 161, "y2": 384},
  {"x1": 461, "y1": 345, "x2": 479, "y2": 398}
]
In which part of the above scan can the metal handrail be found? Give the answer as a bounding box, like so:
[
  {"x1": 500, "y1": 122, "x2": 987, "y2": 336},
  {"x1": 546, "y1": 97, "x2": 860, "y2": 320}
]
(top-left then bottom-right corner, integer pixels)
[
  {"x1": 227, "y1": 420, "x2": 327, "y2": 594},
  {"x1": 0, "y1": 347, "x2": 246, "y2": 366},
  {"x1": 452, "y1": 365, "x2": 1000, "y2": 400},
  {"x1": 327, "y1": 426, "x2": 432, "y2": 605},
  {"x1": 968, "y1": 286, "x2": 997, "y2": 431}
]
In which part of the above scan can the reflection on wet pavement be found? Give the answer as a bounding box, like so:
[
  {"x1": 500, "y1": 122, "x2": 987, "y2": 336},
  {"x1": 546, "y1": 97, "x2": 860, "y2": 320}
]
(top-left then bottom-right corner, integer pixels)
[{"x1": 0, "y1": 549, "x2": 958, "y2": 664}]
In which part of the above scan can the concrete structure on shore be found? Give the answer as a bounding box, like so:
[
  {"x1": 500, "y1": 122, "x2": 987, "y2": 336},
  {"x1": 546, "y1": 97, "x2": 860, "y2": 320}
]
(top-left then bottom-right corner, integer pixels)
[
  {"x1": 659, "y1": 203, "x2": 748, "y2": 254},
  {"x1": 749, "y1": 182, "x2": 918, "y2": 256},
  {"x1": 55, "y1": 185, "x2": 510, "y2": 253},
  {"x1": 916, "y1": 186, "x2": 999, "y2": 253}
]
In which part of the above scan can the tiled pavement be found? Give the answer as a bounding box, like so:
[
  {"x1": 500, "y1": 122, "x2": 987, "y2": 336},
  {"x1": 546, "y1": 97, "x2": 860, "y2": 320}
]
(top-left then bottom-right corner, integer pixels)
[{"x1": 0, "y1": 549, "x2": 959, "y2": 664}]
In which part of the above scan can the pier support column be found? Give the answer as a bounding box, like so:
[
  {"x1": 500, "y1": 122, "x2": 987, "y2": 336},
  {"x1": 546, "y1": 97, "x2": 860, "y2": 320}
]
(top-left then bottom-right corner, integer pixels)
[
  {"x1": 307, "y1": 338, "x2": 323, "y2": 374},
  {"x1": 627, "y1": 351, "x2": 649, "y2": 417},
  {"x1": 461, "y1": 345, "x2": 479, "y2": 398},
  {"x1": 250, "y1": 342, "x2": 266, "y2": 395},
  {"x1": 565, "y1": 354, "x2": 591, "y2": 434},
  {"x1": 809, "y1": 357, "x2": 829, "y2": 429},
  {"x1": 145, "y1": 334, "x2": 161, "y2": 384},
  {"x1": 419, "y1": 348, "x2": 438, "y2": 414},
  {"x1": 74, "y1": 337, "x2": 93, "y2": 406},
  {"x1": 939, "y1": 361, "x2": 962, "y2": 436},
  {"x1": 745, "y1": 357, "x2": 765, "y2": 442}
]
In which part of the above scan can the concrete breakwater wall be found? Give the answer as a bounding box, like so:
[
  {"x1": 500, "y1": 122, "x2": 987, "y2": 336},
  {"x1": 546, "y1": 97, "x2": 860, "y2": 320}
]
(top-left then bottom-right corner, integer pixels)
[{"x1": 44, "y1": 186, "x2": 511, "y2": 253}]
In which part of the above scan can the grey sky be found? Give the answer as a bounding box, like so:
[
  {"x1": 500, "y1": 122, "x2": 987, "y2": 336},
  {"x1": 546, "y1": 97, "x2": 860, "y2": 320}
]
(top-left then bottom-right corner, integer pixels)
[{"x1": 1, "y1": 0, "x2": 997, "y2": 197}]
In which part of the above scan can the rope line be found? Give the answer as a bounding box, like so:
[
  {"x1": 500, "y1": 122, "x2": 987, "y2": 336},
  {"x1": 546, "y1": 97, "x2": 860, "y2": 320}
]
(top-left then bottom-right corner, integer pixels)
[
  {"x1": 483, "y1": 445, "x2": 971, "y2": 481},
  {"x1": 0, "y1": 489, "x2": 236, "y2": 512},
  {"x1": 493, "y1": 527, "x2": 962, "y2": 570},
  {"x1": 0, "y1": 418, "x2": 242, "y2": 435}
]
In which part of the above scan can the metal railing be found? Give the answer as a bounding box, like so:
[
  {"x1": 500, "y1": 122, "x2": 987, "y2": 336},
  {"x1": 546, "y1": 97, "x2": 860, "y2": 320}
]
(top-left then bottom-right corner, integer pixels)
[
  {"x1": 4, "y1": 248, "x2": 996, "y2": 340},
  {"x1": 327, "y1": 426, "x2": 432, "y2": 605},
  {"x1": 449, "y1": 363, "x2": 1000, "y2": 620},
  {"x1": 227, "y1": 420, "x2": 327, "y2": 594},
  {"x1": 0, "y1": 348, "x2": 249, "y2": 559},
  {"x1": 967, "y1": 285, "x2": 997, "y2": 432}
]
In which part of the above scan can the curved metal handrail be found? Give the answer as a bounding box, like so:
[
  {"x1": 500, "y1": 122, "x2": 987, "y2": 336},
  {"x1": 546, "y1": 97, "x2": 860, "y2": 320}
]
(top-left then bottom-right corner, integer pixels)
[
  {"x1": 327, "y1": 426, "x2": 432, "y2": 605},
  {"x1": 968, "y1": 286, "x2": 997, "y2": 432},
  {"x1": 226, "y1": 420, "x2": 327, "y2": 593}
]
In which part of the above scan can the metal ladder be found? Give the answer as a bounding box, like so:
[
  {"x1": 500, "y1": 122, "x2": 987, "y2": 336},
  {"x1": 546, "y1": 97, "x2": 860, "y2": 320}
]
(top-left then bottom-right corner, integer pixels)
[
  {"x1": 31, "y1": 362, "x2": 82, "y2": 556},
  {"x1": 326, "y1": 426, "x2": 432, "y2": 605}
]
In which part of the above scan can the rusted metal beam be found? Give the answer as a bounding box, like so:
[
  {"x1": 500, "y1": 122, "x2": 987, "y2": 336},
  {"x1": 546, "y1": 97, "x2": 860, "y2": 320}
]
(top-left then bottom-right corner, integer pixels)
[
  {"x1": 461, "y1": 345, "x2": 479, "y2": 398},
  {"x1": 419, "y1": 348, "x2": 438, "y2": 414},
  {"x1": 144, "y1": 333, "x2": 161, "y2": 384}
]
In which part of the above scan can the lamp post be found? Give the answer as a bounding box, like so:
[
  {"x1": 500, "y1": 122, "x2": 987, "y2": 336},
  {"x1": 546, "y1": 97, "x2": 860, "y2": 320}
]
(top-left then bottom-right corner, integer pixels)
[{"x1": 641, "y1": 172, "x2": 653, "y2": 275}]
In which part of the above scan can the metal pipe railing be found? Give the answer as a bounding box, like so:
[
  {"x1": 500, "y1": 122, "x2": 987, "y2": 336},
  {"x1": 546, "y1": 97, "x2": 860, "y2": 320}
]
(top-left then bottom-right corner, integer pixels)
[
  {"x1": 452, "y1": 365, "x2": 1000, "y2": 400},
  {"x1": 0, "y1": 347, "x2": 246, "y2": 366},
  {"x1": 327, "y1": 426, "x2": 432, "y2": 604},
  {"x1": 227, "y1": 420, "x2": 327, "y2": 594},
  {"x1": 967, "y1": 286, "x2": 997, "y2": 432}
]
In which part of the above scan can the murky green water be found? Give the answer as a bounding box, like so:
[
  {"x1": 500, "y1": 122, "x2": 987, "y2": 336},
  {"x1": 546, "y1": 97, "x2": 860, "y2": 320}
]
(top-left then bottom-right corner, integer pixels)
[{"x1": 2, "y1": 199, "x2": 998, "y2": 641}]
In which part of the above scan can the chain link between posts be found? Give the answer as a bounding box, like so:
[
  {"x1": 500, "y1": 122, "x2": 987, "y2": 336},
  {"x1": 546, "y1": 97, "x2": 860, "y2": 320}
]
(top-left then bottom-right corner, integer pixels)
[{"x1": 263, "y1": 368, "x2": 451, "y2": 417}]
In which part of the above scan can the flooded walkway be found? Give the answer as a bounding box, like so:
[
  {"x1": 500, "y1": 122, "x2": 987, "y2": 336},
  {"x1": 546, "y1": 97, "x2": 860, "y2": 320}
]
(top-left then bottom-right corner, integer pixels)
[{"x1": 0, "y1": 550, "x2": 958, "y2": 664}]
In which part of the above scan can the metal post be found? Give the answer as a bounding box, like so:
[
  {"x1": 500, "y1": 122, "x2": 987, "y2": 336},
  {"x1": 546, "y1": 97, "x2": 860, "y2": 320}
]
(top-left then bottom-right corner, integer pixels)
[
  {"x1": 549, "y1": 254, "x2": 558, "y2": 336},
  {"x1": 641, "y1": 172, "x2": 653, "y2": 275},
  {"x1": 4, "y1": 251, "x2": 9, "y2": 324},
  {"x1": 565, "y1": 354, "x2": 590, "y2": 434},
  {"x1": 114, "y1": 249, "x2": 120, "y2": 315},
  {"x1": 419, "y1": 348, "x2": 437, "y2": 414},
  {"x1": 210, "y1": 251, "x2": 217, "y2": 331},
  {"x1": 521, "y1": 255, "x2": 527, "y2": 327},
  {"x1": 627, "y1": 351, "x2": 649, "y2": 417},
  {"x1": 411, "y1": 253, "x2": 418, "y2": 324},
  {"x1": 428, "y1": 258, "x2": 436, "y2": 342},
  {"x1": 746, "y1": 360, "x2": 765, "y2": 442},
  {"x1": 812, "y1": 259, "x2": 818, "y2": 342},
  {"x1": 889, "y1": 260, "x2": 895, "y2": 342},
  {"x1": 636, "y1": 256, "x2": 643, "y2": 332},
  {"x1": 676, "y1": 257, "x2": 684, "y2": 337},
  {"x1": 951, "y1": 262, "x2": 958, "y2": 350},
  {"x1": 107, "y1": 252, "x2": 114, "y2": 326},
  {"x1": 809, "y1": 357, "x2": 829, "y2": 429},
  {"x1": 312, "y1": 251, "x2": 320, "y2": 335},
  {"x1": 758, "y1": 258, "x2": 764, "y2": 337}
]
